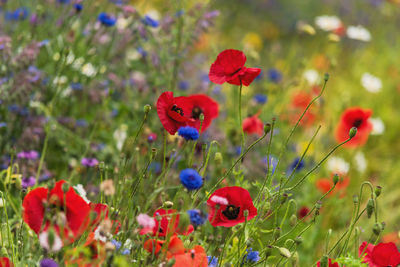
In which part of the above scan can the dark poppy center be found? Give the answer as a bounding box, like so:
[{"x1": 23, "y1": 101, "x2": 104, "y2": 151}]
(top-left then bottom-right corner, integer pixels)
[
  {"x1": 352, "y1": 119, "x2": 363, "y2": 128},
  {"x1": 170, "y1": 104, "x2": 184, "y2": 116},
  {"x1": 191, "y1": 106, "x2": 203, "y2": 119},
  {"x1": 222, "y1": 205, "x2": 240, "y2": 220}
]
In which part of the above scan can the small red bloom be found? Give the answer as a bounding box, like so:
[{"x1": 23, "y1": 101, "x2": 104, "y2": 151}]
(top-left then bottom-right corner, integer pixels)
[
  {"x1": 316, "y1": 174, "x2": 349, "y2": 197},
  {"x1": 243, "y1": 112, "x2": 264, "y2": 136},
  {"x1": 0, "y1": 257, "x2": 13, "y2": 267},
  {"x1": 140, "y1": 209, "x2": 193, "y2": 237},
  {"x1": 207, "y1": 186, "x2": 257, "y2": 227},
  {"x1": 22, "y1": 180, "x2": 91, "y2": 243},
  {"x1": 359, "y1": 242, "x2": 400, "y2": 267},
  {"x1": 187, "y1": 94, "x2": 219, "y2": 132},
  {"x1": 288, "y1": 91, "x2": 317, "y2": 127},
  {"x1": 316, "y1": 258, "x2": 339, "y2": 267},
  {"x1": 157, "y1": 91, "x2": 194, "y2": 135},
  {"x1": 209, "y1": 49, "x2": 261, "y2": 86},
  {"x1": 336, "y1": 107, "x2": 373, "y2": 148},
  {"x1": 298, "y1": 206, "x2": 310, "y2": 219}
]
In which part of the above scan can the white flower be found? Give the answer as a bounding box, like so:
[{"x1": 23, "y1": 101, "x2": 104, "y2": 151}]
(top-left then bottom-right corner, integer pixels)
[
  {"x1": 315, "y1": 15, "x2": 342, "y2": 31},
  {"x1": 72, "y1": 57, "x2": 84, "y2": 69},
  {"x1": 136, "y1": 214, "x2": 156, "y2": 229},
  {"x1": 113, "y1": 124, "x2": 128, "y2": 151},
  {"x1": 354, "y1": 152, "x2": 367, "y2": 173},
  {"x1": 210, "y1": 195, "x2": 229, "y2": 205},
  {"x1": 303, "y1": 69, "x2": 320, "y2": 85},
  {"x1": 370, "y1": 117, "x2": 385, "y2": 135},
  {"x1": 66, "y1": 52, "x2": 75, "y2": 65},
  {"x1": 0, "y1": 197, "x2": 4, "y2": 208},
  {"x1": 39, "y1": 230, "x2": 63, "y2": 252},
  {"x1": 346, "y1": 25, "x2": 371, "y2": 42},
  {"x1": 53, "y1": 76, "x2": 67, "y2": 85},
  {"x1": 82, "y1": 63, "x2": 97, "y2": 77},
  {"x1": 327, "y1": 157, "x2": 350, "y2": 174},
  {"x1": 94, "y1": 227, "x2": 107, "y2": 242},
  {"x1": 73, "y1": 184, "x2": 90, "y2": 204},
  {"x1": 361, "y1": 73, "x2": 382, "y2": 93}
]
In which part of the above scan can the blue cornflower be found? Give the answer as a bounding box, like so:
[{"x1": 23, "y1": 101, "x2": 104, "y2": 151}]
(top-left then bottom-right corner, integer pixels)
[
  {"x1": 267, "y1": 68, "x2": 282, "y2": 83},
  {"x1": 246, "y1": 248, "x2": 260, "y2": 263},
  {"x1": 263, "y1": 155, "x2": 277, "y2": 175},
  {"x1": 74, "y1": 4, "x2": 83, "y2": 12},
  {"x1": 137, "y1": 47, "x2": 147, "y2": 57},
  {"x1": 5, "y1": 7, "x2": 29, "y2": 21},
  {"x1": 98, "y1": 12, "x2": 117, "y2": 27},
  {"x1": 111, "y1": 239, "x2": 122, "y2": 250},
  {"x1": 208, "y1": 256, "x2": 218, "y2": 267},
  {"x1": 287, "y1": 157, "x2": 305, "y2": 174},
  {"x1": 0, "y1": 122, "x2": 7, "y2": 128},
  {"x1": 253, "y1": 94, "x2": 268, "y2": 104},
  {"x1": 178, "y1": 80, "x2": 190, "y2": 90},
  {"x1": 40, "y1": 258, "x2": 59, "y2": 267},
  {"x1": 70, "y1": 82, "x2": 83, "y2": 90},
  {"x1": 179, "y1": 168, "x2": 203, "y2": 190},
  {"x1": 148, "y1": 162, "x2": 161, "y2": 174},
  {"x1": 178, "y1": 126, "x2": 199, "y2": 141},
  {"x1": 142, "y1": 15, "x2": 159, "y2": 27},
  {"x1": 121, "y1": 248, "x2": 130, "y2": 255},
  {"x1": 176, "y1": 9, "x2": 184, "y2": 17},
  {"x1": 57, "y1": 0, "x2": 70, "y2": 3},
  {"x1": 76, "y1": 119, "x2": 88, "y2": 127},
  {"x1": 187, "y1": 209, "x2": 207, "y2": 226}
]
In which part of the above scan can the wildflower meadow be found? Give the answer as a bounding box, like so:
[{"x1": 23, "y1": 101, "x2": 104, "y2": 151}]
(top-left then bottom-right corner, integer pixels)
[{"x1": 1, "y1": 0, "x2": 400, "y2": 266}]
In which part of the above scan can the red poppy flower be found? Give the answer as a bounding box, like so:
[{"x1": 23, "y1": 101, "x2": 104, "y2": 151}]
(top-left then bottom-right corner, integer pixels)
[
  {"x1": 0, "y1": 257, "x2": 13, "y2": 267},
  {"x1": 140, "y1": 208, "x2": 193, "y2": 237},
  {"x1": 157, "y1": 91, "x2": 194, "y2": 135},
  {"x1": 207, "y1": 186, "x2": 258, "y2": 227},
  {"x1": 316, "y1": 174, "x2": 349, "y2": 197},
  {"x1": 298, "y1": 206, "x2": 310, "y2": 219},
  {"x1": 336, "y1": 107, "x2": 373, "y2": 148},
  {"x1": 359, "y1": 242, "x2": 400, "y2": 267},
  {"x1": 22, "y1": 180, "x2": 91, "y2": 243},
  {"x1": 144, "y1": 236, "x2": 207, "y2": 267},
  {"x1": 209, "y1": 49, "x2": 261, "y2": 86},
  {"x1": 243, "y1": 112, "x2": 264, "y2": 136},
  {"x1": 187, "y1": 94, "x2": 219, "y2": 132},
  {"x1": 316, "y1": 258, "x2": 339, "y2": 267},
  {"x1": 287, "y1": 91, "x2": 317, "y2": 127}
]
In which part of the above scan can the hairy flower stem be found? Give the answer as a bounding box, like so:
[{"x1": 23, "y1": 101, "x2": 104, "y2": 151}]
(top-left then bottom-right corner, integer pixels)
[{"x1": 237, "y1": 81, "x2": 245, "y2": 169}]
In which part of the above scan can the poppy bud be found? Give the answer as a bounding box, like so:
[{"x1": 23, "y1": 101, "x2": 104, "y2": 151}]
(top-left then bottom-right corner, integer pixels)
[
  {"x1": 278, "y1": 247, "x2": 291, "y2": 258},
  {"x1": 273, "y1": 227, "x2": 281, "y2": 240},
  {"x1": 163, "y1": 201, "x2": 174, "y2": 209},
  {"x1": 375, "y1": 186, "x2": 382, "y2": 197},
  {"x1": 315, "y1": 201, "x2": 322, "y2": 210},
  {"x1": 290, "y1": 214, "x2": 297, "y2": 226},
  {"x1": 367, "y1": 199, "x2": 375, "y2": 219},
  {"x1": 151, "y1": 148, "x2": 157, "y2": 158},
  {"x1": 372, "y1": 222, "x2": 381, "y2": 236},
  {"x1": 324, "y1": 73, "x2": 329, "y2": 81},
  {"x1": 319, "y1": 255, "x2": 328, "y2": 267},
  {"x1": 349, "y1": 127, "x2": 357, "y2": 139},
  {"x1": 166, "y1": 258, "x2": 176, "y2": 267},
  {"x1": 62, "y1": 183, "x2": 69, "y2": 193},
  {"x1": 295, "y1": 236, "x2": 303, "y2": 245},
  {"x1": 199, "y1": 113, "x2": 205, "y2": 122},
  {"x1": 332, "y1": 174, "x2": 339, "y2": 185},
  {"x1": 143, "y1": 104, "x2": 151, "y2": 114},
  {"x1": 281, "y1": 193, "x2": 288, "y2": 204},
  {"x1": 264, "y1": 123, "x2": 271, "y2": 134},
  {"x1": 353, "y1": 195, "x2": 359, "y2": 204},
  {"x1": 47, "y1": 228, "x2": 56, "y2": 249},
  {"x1": 214, "y1": 152, "x2": 223, "y2": 165},
  {"x1": 265, "y1": 245, "x2": 273, "y2": 258}
]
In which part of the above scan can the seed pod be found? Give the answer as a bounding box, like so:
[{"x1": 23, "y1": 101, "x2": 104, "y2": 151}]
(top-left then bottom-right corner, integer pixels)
[
  {"x1": 375, "y1": 186, "x2": 382, "y2": 197},
  {"x1": 349, "y1": 127, "x2": 357, "y2": 139},
  {"x1": 278, "y1": 247, "x2": 291, "y2": 258},
  {"x1": 332, "y1": 174, "x2": 339, "y2": 185},
  {"x1": 373, "y1": 223, "x2": 381, "y2": 236},
  {"x1": 143, "y1": 104, "x2": 151, "y2": 113},
  {"x1": 367, "y1": 199, "x2": 375, "y2": 219},
  {"x1": 264, "y1": 123, "x2": 272, "y2": 134},
  {"x1": 290, "y1": 214, "x2": 297, "y2": 226}
]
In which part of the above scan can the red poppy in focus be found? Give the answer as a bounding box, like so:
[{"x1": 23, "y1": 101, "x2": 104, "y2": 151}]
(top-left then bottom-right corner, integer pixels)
[
  {"x1": 0, "y1": 257, "x2": 13, "y2": 267},
  {"x1": 207, "y1": 186, "x2": 257, "y2": 227},
  {"x1": 287, "y1": 91, "x2": 317, "y2": 127},
  {"x1": 209, "y1": 49, "x2": 261, "y2": 86},
  {"x1": 316, "y1": 258, "x2": 339, "y2": 267},
  {"x1": 243, "y1": 112, "x2": 264, "y2": 136},
  {"x1": 157, "y1": 91, "x2": 194, "y2": 135},
  {"x1": 65, "y1": 232, "x2": 106, "y2": 267},
  {"x1": 22, "y1": 180, "x2": 91, "y2": 243},
  {"x1": 187, "y1": 94, "x2": 219, "y2": 132},
  {"x1": 336, "y1": 107, "x2": 373, "y2": 148},
  {"x1": 359, "y1": 241, "x2": 400, "y2": 267},
  {"x1": 316, "y1": 174, "x2": 349, "y2": 197},
  {"x1": 144, "y1": 236, "x2": 207, "y2": 267},
  {"x1": 140, "y1": 209, "x2": 193, "y2": 237}
]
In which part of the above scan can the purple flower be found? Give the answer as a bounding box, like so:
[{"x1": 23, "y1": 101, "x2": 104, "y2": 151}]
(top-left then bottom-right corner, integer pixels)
[
  {"x1": 22, "y1": 176, "x2": 36, "y2": 188},
  {"x1": 81, "y1": 158, "x2": 99, "y2": 167},
  {"x1": 17, "y1": 150, "x2": 39, "y2": 160},
  {"x1": 40, "y1": 258, "x2": 59, "y2": 267}
]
